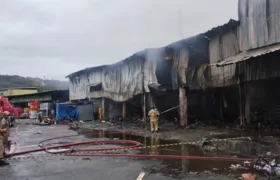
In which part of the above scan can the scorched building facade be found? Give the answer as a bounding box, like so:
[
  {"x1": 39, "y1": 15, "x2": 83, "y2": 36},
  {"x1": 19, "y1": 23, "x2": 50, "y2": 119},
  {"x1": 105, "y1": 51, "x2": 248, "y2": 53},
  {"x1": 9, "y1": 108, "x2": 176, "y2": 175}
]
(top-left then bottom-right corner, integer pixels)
[{"x1": 67, "y1": 0, "x2": 280, "y2": 127}]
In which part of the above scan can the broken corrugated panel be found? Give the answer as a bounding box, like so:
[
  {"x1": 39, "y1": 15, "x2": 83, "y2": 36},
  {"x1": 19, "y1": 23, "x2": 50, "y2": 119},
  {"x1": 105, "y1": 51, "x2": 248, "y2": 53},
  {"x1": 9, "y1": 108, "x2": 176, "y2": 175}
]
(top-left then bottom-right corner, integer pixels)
[
  {"x1": 101, "y1": 58, "x2": 144, "y2": 101},
  {"x1": 196, "y1": 64, "x2": 209, "y2": 89},
  {"x1": 209, "y1": 36, "x2": 221, "y2": 64},
  {"x1": 209, "y1": 64, "x2": 237, "y2": 87},
  {"x1": 240, "y1": 57, "x2": 280, "y2": 82},
  {"x1": 209, "y1": 30, "x2": 240, "y2": 64},
  {"x1": 144, "y1": 50, "x2": 161, "y2": 92},
  {"x1": 214, "y1": 43, "x2": 280, "y2": 66},
  {"x1": 220, "y1": 30, "x2": 240, "y2": 59},
  {"x1": 69, "y1": 53, "x2": 167, "y2": 102}
]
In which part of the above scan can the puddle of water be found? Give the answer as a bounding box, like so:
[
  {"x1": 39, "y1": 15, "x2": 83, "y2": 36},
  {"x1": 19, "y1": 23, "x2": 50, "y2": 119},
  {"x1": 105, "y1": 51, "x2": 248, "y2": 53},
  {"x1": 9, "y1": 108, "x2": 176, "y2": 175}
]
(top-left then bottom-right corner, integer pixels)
[
  {"x1": 208, "y1": 136, "x2": 280, "y2": 157},
  {"x1": 78, "y1": 130, "x2": 255, "y2": 176}
]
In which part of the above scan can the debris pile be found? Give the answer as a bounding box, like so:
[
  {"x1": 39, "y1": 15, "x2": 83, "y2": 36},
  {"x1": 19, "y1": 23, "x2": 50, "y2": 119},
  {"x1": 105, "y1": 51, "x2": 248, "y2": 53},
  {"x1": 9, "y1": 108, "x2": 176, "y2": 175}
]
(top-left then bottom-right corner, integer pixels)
[
  {"x1": 253, "y1": 157, "x2": 280, "y2": 178},
  {"x1": 230, "y1": 161, "x2": 251, "y2": 171},
  {"x1": 68, "y1": 121, "x2": 80, "y2": 130}
]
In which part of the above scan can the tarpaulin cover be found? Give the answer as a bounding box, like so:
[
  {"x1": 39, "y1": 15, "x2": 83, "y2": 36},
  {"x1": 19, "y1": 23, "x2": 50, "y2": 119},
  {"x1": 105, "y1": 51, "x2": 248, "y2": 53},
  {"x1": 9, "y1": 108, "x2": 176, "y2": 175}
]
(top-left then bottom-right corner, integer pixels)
[{"x1": 56, "y1": 104, "x2": 79, "y2": 121}]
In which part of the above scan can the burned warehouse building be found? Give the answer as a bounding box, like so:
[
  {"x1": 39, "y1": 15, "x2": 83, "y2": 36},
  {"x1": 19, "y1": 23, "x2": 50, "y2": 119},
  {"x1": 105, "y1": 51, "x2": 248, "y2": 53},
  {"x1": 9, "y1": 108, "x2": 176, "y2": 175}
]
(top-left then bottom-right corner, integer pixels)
[{"x1": 66, "y1": 0, "x2": 280, "y2": 128}]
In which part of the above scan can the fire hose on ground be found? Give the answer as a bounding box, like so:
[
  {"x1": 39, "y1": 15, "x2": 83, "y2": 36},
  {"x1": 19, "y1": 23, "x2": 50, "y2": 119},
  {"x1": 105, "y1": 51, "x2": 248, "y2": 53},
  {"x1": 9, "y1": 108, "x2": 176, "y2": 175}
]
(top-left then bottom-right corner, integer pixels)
[{"x1": 4, "y1": 128, "x2": 257, "y2": 162}]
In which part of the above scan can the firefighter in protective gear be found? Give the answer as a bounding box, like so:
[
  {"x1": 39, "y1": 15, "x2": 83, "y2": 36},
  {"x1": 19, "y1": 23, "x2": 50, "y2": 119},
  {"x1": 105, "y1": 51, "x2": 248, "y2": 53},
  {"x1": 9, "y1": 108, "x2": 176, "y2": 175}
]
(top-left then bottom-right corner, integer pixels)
[
  {"x1": 148, "y1": 106, "x2": 160, "y2": 132},
  {"x1": 0, "y1": 111, "x2": 9, "y2": 162}
]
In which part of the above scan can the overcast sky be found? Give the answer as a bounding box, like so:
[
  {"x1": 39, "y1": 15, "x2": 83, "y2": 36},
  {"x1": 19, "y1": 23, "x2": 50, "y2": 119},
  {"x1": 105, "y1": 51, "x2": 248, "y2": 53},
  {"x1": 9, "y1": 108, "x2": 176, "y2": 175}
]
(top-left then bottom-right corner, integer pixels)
[{"x1": 0, "y1": 0, "x2": 238, "y2": 80}]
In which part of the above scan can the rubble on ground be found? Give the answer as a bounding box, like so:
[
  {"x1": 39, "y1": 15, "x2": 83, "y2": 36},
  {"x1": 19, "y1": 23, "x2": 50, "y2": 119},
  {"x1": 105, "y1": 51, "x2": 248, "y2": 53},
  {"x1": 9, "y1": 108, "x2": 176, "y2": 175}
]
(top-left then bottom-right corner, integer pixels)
[
  {"x1": 69, "y1": 121, "x2": 80, "y2": 130},
  {"x1": 253, "y1": 157, "x2": 280, "y2": 177}
]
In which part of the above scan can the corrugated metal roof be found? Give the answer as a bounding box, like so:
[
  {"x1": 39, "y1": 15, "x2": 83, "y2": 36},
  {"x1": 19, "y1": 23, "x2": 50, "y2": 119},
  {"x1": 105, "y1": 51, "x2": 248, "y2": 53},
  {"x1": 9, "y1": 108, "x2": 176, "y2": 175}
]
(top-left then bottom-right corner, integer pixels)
[
  {"x1": 166, "y1": 19, "x2": 239, "y2": 49},
  {"x1": 7, "y1": 90, "x2": 69, "y2": 97},
  {"x1": 212, "y1": 43, "x2": 280, "y2": 67},
  {"x1": 65, "y1": 65, "x2": 108, "y2": 78},
  {"x1": 0, "y1": 87, "x2": 38, "y2": 91},
  {"x1": 65, "y1": 48, "x2": 161, "y2": 78},
  {"x1": 66, "y1": 19, "x2": 239, "y2": 78}
]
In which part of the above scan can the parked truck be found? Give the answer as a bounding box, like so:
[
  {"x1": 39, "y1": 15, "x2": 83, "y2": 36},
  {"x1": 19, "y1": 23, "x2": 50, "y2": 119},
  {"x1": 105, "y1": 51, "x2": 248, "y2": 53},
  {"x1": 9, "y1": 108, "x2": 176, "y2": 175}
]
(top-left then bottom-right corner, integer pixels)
[{"x1": 0, "y1": 95, "x2": 15, "y2": 127}]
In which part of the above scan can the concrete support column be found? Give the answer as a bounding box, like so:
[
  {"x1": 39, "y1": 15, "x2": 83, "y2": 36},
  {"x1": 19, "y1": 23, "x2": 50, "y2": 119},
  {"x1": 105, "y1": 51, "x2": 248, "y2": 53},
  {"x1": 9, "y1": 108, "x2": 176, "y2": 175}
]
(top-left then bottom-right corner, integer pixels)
[
  {"x1": 179, "y1": 87, "x2": 188, "y2": 127},
  {"x1": 142, "y1": 93, "x2": 146, "y2": 122},
  {"x1": 238, "y1": 76, "x2": 245, "y2": 126},
  {"x1": 122, "y1": 102, "x2": 126, "y2": 120},
  {"x1": 101, "y1": 98, "x2": 105, "y2": 120}
]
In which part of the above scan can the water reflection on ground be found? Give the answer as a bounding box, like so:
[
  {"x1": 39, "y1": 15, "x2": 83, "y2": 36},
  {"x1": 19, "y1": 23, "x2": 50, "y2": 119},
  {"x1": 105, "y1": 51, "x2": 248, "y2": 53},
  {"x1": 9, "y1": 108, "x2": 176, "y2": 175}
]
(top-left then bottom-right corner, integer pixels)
[{"x1": 78, "y1": 129, "x2": 267, "y2": 176}]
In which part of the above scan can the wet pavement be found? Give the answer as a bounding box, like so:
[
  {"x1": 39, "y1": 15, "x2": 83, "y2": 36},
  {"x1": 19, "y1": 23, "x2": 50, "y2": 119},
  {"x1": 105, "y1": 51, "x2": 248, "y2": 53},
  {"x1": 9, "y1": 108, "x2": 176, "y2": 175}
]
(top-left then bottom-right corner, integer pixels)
[
  {"x1": 78, "y1": 129, "x2": 255, "y2": 177},
  {"x1": 0, "y1": 120, "x2": 277, "y2": 179}
]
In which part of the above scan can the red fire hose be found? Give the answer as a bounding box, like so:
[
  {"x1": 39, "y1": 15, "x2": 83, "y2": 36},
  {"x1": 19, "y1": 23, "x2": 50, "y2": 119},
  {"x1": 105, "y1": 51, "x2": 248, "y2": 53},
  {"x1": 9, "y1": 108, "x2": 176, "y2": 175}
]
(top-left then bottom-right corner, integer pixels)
[{"x1": 5, "y1": 129, "x2": 255, "y2": 162}]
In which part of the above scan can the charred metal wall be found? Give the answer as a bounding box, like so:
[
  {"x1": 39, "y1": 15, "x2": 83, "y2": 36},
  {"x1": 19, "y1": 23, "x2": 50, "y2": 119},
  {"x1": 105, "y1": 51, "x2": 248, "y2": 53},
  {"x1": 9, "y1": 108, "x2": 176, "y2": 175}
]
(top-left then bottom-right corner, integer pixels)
[
  {"x1": 208, "y1": 0, "x2": 280, "y2": 88},
  {"x1": 245, "y1": 79, "x2": 280, "y2": 124},
  {"x1": 238, "y1": 0, "x2": 280, "y2": 51},
  {"x1": 210, "y1": 64, "x2": 237, "y2": 87},
  {"x1": 69, "y1": 57, "x2": 145, "y2": 102},
  {"x1": 68, "y1": 49, "x2": 180, "y2": 102},
  {"x1": 209, "y1": 29, "x2": 240, "y2": 87},
  {"x1": 209, "y1": 29, "x2": 240, "y2": 64},
  {"x1": 238, "y1": 51, "x2": 280, "y2": 82},
  {"x1": 172, "y1": 37, "x2": 210, "y2": 90}
]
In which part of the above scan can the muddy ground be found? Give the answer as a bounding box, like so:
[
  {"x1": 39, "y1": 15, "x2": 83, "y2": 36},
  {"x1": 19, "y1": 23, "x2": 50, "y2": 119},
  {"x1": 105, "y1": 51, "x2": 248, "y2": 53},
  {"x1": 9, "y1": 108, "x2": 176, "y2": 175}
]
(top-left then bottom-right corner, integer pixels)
[{"x1": 0, "y1": 120, "x2": 276, "y2": 180}]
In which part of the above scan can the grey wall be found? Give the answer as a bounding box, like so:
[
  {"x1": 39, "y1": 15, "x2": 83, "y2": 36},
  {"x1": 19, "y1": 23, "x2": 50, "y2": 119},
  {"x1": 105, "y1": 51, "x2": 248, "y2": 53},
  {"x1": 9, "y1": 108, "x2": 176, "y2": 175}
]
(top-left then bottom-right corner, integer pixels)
[
  {"x1": 238, "y1": 0, "x2": 280, "y2": 51},
  {"x1": 77, "y1": 104, "x2": 94, "y2": 121}
]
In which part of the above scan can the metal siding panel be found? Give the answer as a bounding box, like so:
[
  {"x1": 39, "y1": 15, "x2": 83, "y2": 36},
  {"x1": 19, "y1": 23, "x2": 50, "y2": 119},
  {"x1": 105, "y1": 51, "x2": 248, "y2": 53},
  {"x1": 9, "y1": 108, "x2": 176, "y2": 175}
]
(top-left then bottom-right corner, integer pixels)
[
  {"x1": 215, "y1": 43, "x2": 280, "y2": 66},
  {"x1": 220, "y1": 30, "x2": 240, "y2": 59},
  {"x1": 256, "y1": 0, "x2": 268, "y2": 48},
  {"x1": 209, "y1": 30, "x2": 240, "y2": 88},
  {"x1": 77, "y1": 104, "x2": 93, "y2": 121},
  {"x1": 241, "y1": 56, "x2": 280, "y2": 82},
  {"x1": 101, "y1": 58, "x2": 144, "y2": 101},
  {"x1": 68, "y1": 73, "x2": 88, "y2": 101},
  {"x1": 209, "y1": 30, "x2": 239, "y2": 64},
  {"x1": 238, "y1": 0, "x2": 250, "y2": 51},
  {"x1": 237, "y1": 0, "x2": 280, "y2": 50},
  {"x1": 246, "y1": 81, "x2": 280, "y2": 123},
  {"x1": 267, "y1": 0, "x2": 280, "y2": 44},
  {"x1": 144, "y1": 50, "x2": 160, "y2": 91},
  {"x1": 70, "y1": 54, "x2": 160, "y2": 102},
  {"x1": 209, "y1": 36, "x2": 221, "y2": 64},
  {"x1": 209, "y1": 64, "x2": 237, "y2": 87},
  {"x1": 196, "y1": 64, "x2": 208, "y2": 89}
]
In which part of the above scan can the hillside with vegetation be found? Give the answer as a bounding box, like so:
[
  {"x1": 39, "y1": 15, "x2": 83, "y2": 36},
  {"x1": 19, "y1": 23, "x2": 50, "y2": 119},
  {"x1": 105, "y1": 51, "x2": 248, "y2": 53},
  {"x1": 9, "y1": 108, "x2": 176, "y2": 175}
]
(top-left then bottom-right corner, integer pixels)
[{"x1": 0, "y1": 75, "x2": 69, "y2": 92}]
